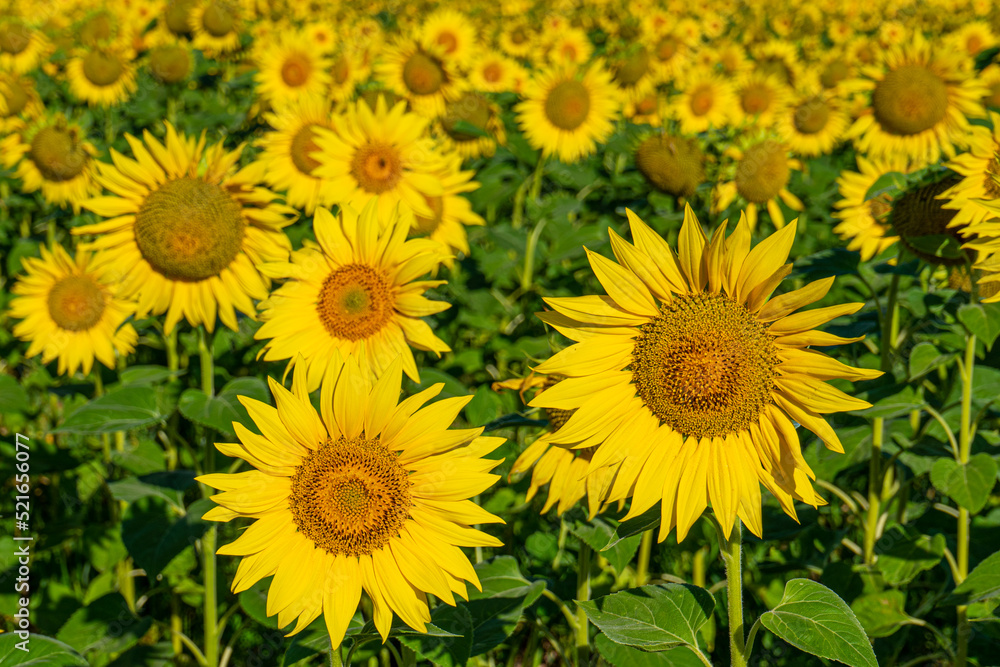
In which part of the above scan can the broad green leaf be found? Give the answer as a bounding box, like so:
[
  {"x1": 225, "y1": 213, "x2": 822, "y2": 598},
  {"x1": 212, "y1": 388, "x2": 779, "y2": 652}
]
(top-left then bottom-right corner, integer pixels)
[
  {"x1": 573, "y1": 519, "x2": 643, "y2": 575},
  {"x1": 0, "y1": 634, "x2": 89, "y2": 666},
  {"x1": 110, "y1": 438, "x2": 167, "y2": 475},
  {"x1": 55, "y1": 593, "x2": 152, "y2": 656},
  {"x1": 851, "y1": 591, "x2": 915, "y2": 638},
  {"x1": 119, "y1": 365, "x2": 185, "y2": 385},
  {"x1": 876, "y1": 530, "x2": 946, "y2": 586},
  {"x1": 595, "y1": 633, "x2": 706, "y2": 667},
  {"x1": 579, "y1": 584, "x2": 715, "y2": 651},
  {"x1": 957, "y1": 303, "x2": 1000, "y2": 350},
  {"x1": 465, "y1": 556, "x2": 547, "y2": 656},
  {"x1": 239, "y1": 578, "x2": 279, "y2": 629},
  {"x1": 55, "y1": 387, "x2": 171, "y2": 434},
  {"x1": 930, "y1": 454, "x2": 998, "y2": 514},
  {"x1": 123, "y1": 498, "x2": 212, "y2": 580},
  {"x1": 283, "y1": 617, "x2": 334, "y2": 666},
  {"x1": 606, "y1": 504, "x2": 661, "y2": 549},
  {"x1": 905, "y1": 234, "x2": 963, "y2": 260},
  {"x1": 863, "y1": 171, "x2": 907, "y2": 202},
  {"x1": 465, "y1": 385, "x2": 503, "y2": 427},
  {"x1": 908, "y1": 342, "x2": 952, "y2": 379},
  {"x1": 108, "y1": 471, "x2": 196, "y2": 510},
  {"x1": 0, "y1": 375, "x2": 30, "y2": 413},
  {"x1": 854, "y1": 385, "x2": 922, "y2": 419},
  {"x1": 525, "y1": 532, "x2": 558, "y2": 561},
  {"x1": 178, "y1": 376, "x2": 269, "y2": 435},
  {"x1": 760, "y1": 579, "x2": 877, "y2": 667},
  {"x1": 399, "y1": 605, "x2": 474, "y2": 667},
  {"x1": 944, "y1": 549, "x2": 1000, "y2": 605}
]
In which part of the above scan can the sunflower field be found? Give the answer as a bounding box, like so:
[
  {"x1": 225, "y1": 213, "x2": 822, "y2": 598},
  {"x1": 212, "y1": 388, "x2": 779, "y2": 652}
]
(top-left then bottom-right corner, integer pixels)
[{"x1": 3, "y1": 0, "x2": 1000, "y2": 666}]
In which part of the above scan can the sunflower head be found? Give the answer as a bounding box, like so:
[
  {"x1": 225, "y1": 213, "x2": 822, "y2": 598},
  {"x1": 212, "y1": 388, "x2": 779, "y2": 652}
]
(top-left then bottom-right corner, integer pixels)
[
  {"x1": 28, "y1": 120, "x2": 88, "y2": 182},
  {"x1": 635, "y1": 133, "x2": 705, "y2": 198},
  {"x1": 149, "y1": 44, "x2": 191, "y2": 83},
  {"x1": 872, "y1": 64, "x2": 948, "y2": 136},
  {"x1": 890, "y1": 177, "x2": 971, "y2": 265},
  {"x1": 164, "y1": 0, "x2": 197, "y2": 37},
  {"x1": 735, "y1": 139, "x2": 790, "y2": 204}
]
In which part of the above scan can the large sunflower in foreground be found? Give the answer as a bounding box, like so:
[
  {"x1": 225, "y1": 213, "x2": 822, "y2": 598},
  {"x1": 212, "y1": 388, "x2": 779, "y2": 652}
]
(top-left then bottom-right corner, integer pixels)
[
  {"x1": 530, "y1": 206, "x2": 882, "y2": 541},
  {"x1": 515, "y1": 62, "x2": 619, "y2": 164},
  {"x1": 845, "y1": 36, "x2": 986, "y2": 167},
  {"x1": 255, "y1": 202, "x2": 450, "y2": 392},
  {"x1": 10, "y1": 244, "x2": 137, "y2": 376},
  {"x1": 199, "y1": 354, "x2": 504, "y2": 648},
  {"x1": 311, "y1": 97, "x2": 445, "y2": 222},
  {"x1": 74, "y1": 123, "x2": 295, "y2": 334}
]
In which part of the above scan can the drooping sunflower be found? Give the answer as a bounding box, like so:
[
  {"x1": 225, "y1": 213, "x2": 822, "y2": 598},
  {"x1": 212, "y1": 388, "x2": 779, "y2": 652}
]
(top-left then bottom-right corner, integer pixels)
[
  {"x1": 254, "y1": 35, "x2": 332, "y2": 106},
  {"x1": 0, "y1": 16, "x2": 51, "y2": 74},
  {"x1": 832, "y1": 155, "x2": 907, "y2": 261},
  {"x1": 199, "y1": 353, "x2": 504, "y2": 648},
  {"x1": 255, "y1": 201, "x2": 450, "y2": 391},
  {"x1": 433, "y1": 91, "x2": 506, "y2": 160},
  {"x1": 376, "y1": 38, "x2": 461, "y2": 118},
  {"x1": 846, "y1": 35, "x2": 987, "y2": 167},
  {"x1": 10, "y1": 243, "x2": 137, "y2": 377},
  {"x1": 419, "y1": 8, "x2": 478, "y2": 68},
  {"x1": 254, "y1": 95, "x2": 338, "y2": 215},
  {"x1": 669, "y1": 67, "x2": 735, "y2": 134},
  {"x1": 515, "y1": 61, "x2": 619, "y2": 164},
  {"x1": 310, "y1": 96, "x2": 446, "y2": 222},
  {"x1": 0, "y1": 115, "x2": 99, "y2": 211},
  {"x1": 890, "y1": 177, "x2": 971, "y2": 266},
  {"x1": 776, "y1": 92, "x2": 850, "y2": 157},
  {"x1": 409, "y1": 155, "x2": 485, "y2": 263},
  {"x1": 189, "y1": 0, "x2": 243, "y2": 57},
  {"x1": 714, "y1": 135, "x2": 804, "y2": 230},
  {"x1": 74, "y1": 122, "x2": 295, "y2": 334},
  {"x1": 66, "y1": 45, "x2": 137, "y2": 107},
  {"x1": 530, "y1": 207, "x2": 881, "y2": 541},
  {"x1": 0, "y1": 72, "x2": 43, "y2": 134},
  {"x1": 940, "y1": 115, "x2": 1000, "y2": 226}
]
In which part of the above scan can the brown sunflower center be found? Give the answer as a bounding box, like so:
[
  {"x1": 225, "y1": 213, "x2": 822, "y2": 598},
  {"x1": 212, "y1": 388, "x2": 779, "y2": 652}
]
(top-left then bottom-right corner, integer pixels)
[
  {"x1": 436, "y1": 31, "x2": 458, "y2": 54},
  {"x1": 316, "y1": 263, "x2": 395, "y2": 341},
  {"x1": 289, "y1": 124, "x2": 322, "y2": 175},
  {"x1": 545, "y1": 407, "x2": 575, "y2": 433},
  {"x1": 47, "y1": 275, "x2": 105, "y2": 331},
  {"x1": 164, "y1": 0, "x2": 196, "y2": 37},
  {"x1": 442, "y1": 92, "x2": 491, "y2": 142},
  {"x1": 793, "y1": 98, "x2": 831, "y2": 134},
  {"x1": 201, "y1": 2, "x2": 235, "y2": 37},
  {"x1": 654, "y1": 36, "x2": 679, "y2": 62},
  {"x1": 635, "y1": 94, "x2": 657, "y2": 115},
  {"x1": 635, "y1": 134, "x2": 705, "y2": 198},
  {"x1": 613, "y1": 47, "x2": 650, "y2": 86},
  {"x1": 985, "y1": 157, "x2": 1000, "y2": 198},
  {"x1": 134, "y1": 177, "x2": 245, "y2": 281},
  {"x1": 332, "y1": 55, "x2": 350, "y2": 84},
  {"x1": 149, "y1": 45, "x2": 191, "y2": 83},
  {"x1": 740, "y1": 83, "x2": 774, "y2": 115},
  {"x1": 413, "y1": 195, "x2": 444, "y2": 235},
  {"x1": 510, "y1": 27, "x2": 528, "y2": 45},
  {"x1": 758, "y1": 57, "x2": 792, "y2": 85},
  {"x1": 0, "y1": 20, "x2": 29, "y2": 54},
  {"x1": 289, "y1": 435, "x2": 412, "y2": 557},
  {"x1": 820, "y1": 59, "x2": 850, "y2": 89},
  {"x1": 402, "y1": 51, "x2": 444, "y2": 96},
  {"x1": 872, "y1": 64, "x2": 948, "y2": 136},
  {"x1": 545, "y1": 80, "x2": 590, "y2": 131},
  {"x1": 891, "y1": 177, "x2": 970, "y2": 266},
  {"x1": 79, "y1": 12, "x2": 115, "y2": 46},
  {"x1": 1, "y1": 79, "x2": 28, "y2": 116},
  {"x1": 350, "y1": 142, "x2": 403, "y2": 194},
  {"x1": 29, "y1": 126, "x2": 89, "y2": 182},
  {"x1": 281, "y1": 53, "x2": 311, "y2": 87},
  {"x1": 82, "y1": 51, "x2": 123, "y2": 87},
  {"x1": 735, "y1": 141, "x2": 789, "y2": 203},
  {"x1": 482, "y1": 62, "x2": 502, "y2": 82},
  {"x1": 631, "y1": 292, "x2": 778, "y2": 440},
  {"x1": 689, "y1": 85, "x2": 714, "y2": 116}
]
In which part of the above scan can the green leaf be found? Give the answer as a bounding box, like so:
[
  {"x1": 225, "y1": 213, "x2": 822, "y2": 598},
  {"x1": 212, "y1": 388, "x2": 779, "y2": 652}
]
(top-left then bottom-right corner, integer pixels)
[
  {"x1": 905, "y1": 234, "x2": 964, "y2": 260},
  {"x1": 0, "y1": 634, "x2": 89, "y2": 666},
  {"x1": 0, "y1": 374, "x2": 30, "y2": 413},
  {"x1": 908, "y1": 342, "x2": 952, "y2": 379},
  {"x1": 122, "y1": 498, "x2": 211, "y2": 580},
  {"x1": 573, "y1": 519, "x2": 643, "y2": 575},
  {"x1": 579, "y1": 584, "x2": 715, "y2": 651},
  {"x1": 525, "y1": 532, "x2": 558, "y2": 561},
  {"x1": 930, "y1": 454, "x2": 998, "y2": 514},
  {"x1": 851, "y1": 591, "x2": 915, "y2": 638},
  {"x1": 465, "y1": 385, "x2": 503, "y2": 427},
  {"x1": 178, "y1": 376, "x2": 269, "y2": 435},
  {"x1": 399, "y1": 605, "x2": 474, "y2": 667},
  {"x1": 944, "y1": 549, "x2": 1000, "y2": 605},
  {"x1": 854, "y1": 385, "x2": 922, "y2": 420},
  {"x1": 465, "y1": 556, "x2": 547, "y2": 656},
  {"x1": 760, "y1": 579, "x2": 877, "y2": 667},
  {"x1": 958, "y1": 303, "x2": 1000, "y2": 350},
  {"x1": 55, "y1": 386, "x2": 171, "y2": 434},
  {"x1": 55, "y1": 593, "x2": 152, "y2": 656},
  {"x1": 108, "y1": 471, "x2": 195, "y2": 510},
  {"x1": 119, "y1": 365, "x2": 185, "y2": 385},
  {"x1": 595, "y1": 633, "x2": 706, "y2": 667},
  {"x1": 606, "y1": 504, "x2": 661, "y2": 549},
  {"x1": 875, "y1": 530, "x2": 946, "y2": 586},
  {"x1": 239, "y1": 578, "x2": 279, "y2": 629},
  {"x1": 110, "y1": 439, "x2": 167, "y2": 475},
  {"x1": 863, "y1": 171, "x2": 907, "y2": 202}
]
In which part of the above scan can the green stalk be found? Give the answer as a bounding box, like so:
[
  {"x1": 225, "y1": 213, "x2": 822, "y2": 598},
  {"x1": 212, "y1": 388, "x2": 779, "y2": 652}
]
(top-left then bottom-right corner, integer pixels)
[
  {"x1": 863, "y1": 417, "x2": 883, "y2": 565},
  {"x1": 955, "y1": 333, "x2": 976, "y2": 667},
  {"x1": 720, "y1": 521, "x2": 747, "y2": 667},
  {"x1": 529, "y1": 155, "x2": 547, "y2": 202},
  {"x1": 575, "y1": 543, "x2": 592, "y2": 665},
  {"x1": 635, "y1": 529, "x2": 654, "y2": 586},
  {"x1": 165, "y1": 328, "x2": 179, "y2": 372},
  {"x1": 329, "y1": 635, "x2": 343, "y2": 667},
  {"x1": 198, "y1": 327, "x2": 219, "y2": 667}
]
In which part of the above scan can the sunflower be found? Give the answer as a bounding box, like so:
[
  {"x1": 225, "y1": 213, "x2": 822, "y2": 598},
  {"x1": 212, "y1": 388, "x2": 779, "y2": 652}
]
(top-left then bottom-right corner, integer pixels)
[
  {"x1": 255, "y1": 201, "x2": 450, "y2": 391},
  {"x1": 74, "y1": 122, "x2": 295, "y2": 334},
  {"x1": 624, "y1": 91, "x2": 664, "y2": 126},
  {"x1": 844, "y1": 36, "x2": 883, "y2": 69},
  {"x1": 254, "y1": 95, "x2": 338, "y2": 215},
  {"x1": 961, "y1": 202, "x2": 1000, "y2": 303},
  {"x1": 66, "y1": 45, "x2": 137, "y2": 107},
  {"x1": 890, "y1": 177, "x2": 971, "y2": 266},
  {"x1": 634, "y1": 133, "x2": 705, "y2": 199},
  {"x1": 751, "y1": 39, "x2": 803, "y2": 87},
  {"x1": 0, "y1": 16, "x2": 51, "y2": 74},
  {"x1": 979, "y1": 64, "x2": 1000, "y2": 110},
  {"x1": 546, "y1": 28, "x2": 593, "y2": 67},
  {"x1": 714, "y1": 135, "x2": 803, "y2": 230},
  {"x1": 189, "y1": 0, "x2": 243, "y2": 57},
  {"x1": 0, "y1": 72, "x2": 43, "y2": 133},
  {"x1": 9, "y1": 244, "x2": 137, "y2": 377},
  {"x1": 159, "y1": 0, "x2": 198, "y2": 40},
  {"x1": 516, "y1": 61, "x2": 619, "y2": 164},
  {"x1": 328, "y1": 49, "x2": 362, "y2": 103},
  {"x1": 846, "y1": 36, "x2": 987, "y2": 167},
  {"x1": 733, "y1": 70, "x2": 792, "y2": 128},
  {"x1": 0, "y1": 116, "x2": 99, "y2": 211},
  {"x1": 609, "y1": 45, "x2": 655, "y2": 104},
  {"x1": 940, "y1": 115, "x2": 1000, "y2": 227},
  {"x1": 147, "y1": 41, "x2": 193, "y2": 84},
  {"x1": 945, "y1": 21, "x2": 998, "y2": 58},
  {"x1": 670, "y1": 67, "x2": 735, "y2": 134},
  {"x1": 832, "y1": 155, "x2": 907, "y2": 261},
  {"x1": 647, "y1": 30, "x2": 695, "y2": 83},
  {"x1": 498, "y1": 22, "x2": 535, "y2": 59},
  {"x1": 815, "y1": 50, "x2": 855, "y2": 95},
  {"x1": 310, "y1": 96, "x2": 446, "y2": 222},
  {"x1": 468, "y1": 50, "x2": 522, "y2": 93},
  {"x1": 409, "y1": 155, "x2": 485, "y2": 263},
  {"x1": 377, "y1": 38, "x2": 461, "y2": 117},
  {"x1": 254, "y1": 35, "x2": 332, "y2": 106},
  {"x1": 698, "y1": 40, "x2": 750, "y2": 78},
  {"x1": 199, "y1": 352, "x2": 504, "y2": 647},
  {"x1": 776, "y1": 92, "x2": 850, "y2": 157},
  {"x1": 530, "y1": 206, "x2": 880, "y2": 541},
  {"x1": 434, "y1": 91, "x2": 506, "y2": 160},
  {"x1": 419, "y1": 8, "x2": 477, "y2": 68},
  {"x1": 498, "y1": 373, "x2": 616, "y2": 518},
  {"x1": 302, "y1": 21, "x2": 336, "y2": 56}
]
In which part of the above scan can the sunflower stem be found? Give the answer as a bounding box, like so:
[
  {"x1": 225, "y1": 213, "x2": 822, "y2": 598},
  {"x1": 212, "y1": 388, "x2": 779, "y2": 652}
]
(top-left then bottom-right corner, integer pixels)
[
  {"x1": 955, "y1": 332, "x2": 976, "y2": 667},
  {"x1": 720, "y1": 520, "x2": 747, "y2": 667},
  {"x1": 529, "y1": 155, "x2": 546, "y2": 202},
  {"x1": 198, "y1": 326, "x2": 219, "y2": 667},
  {"x1": 329, "y1": 634, "x2": 342, "y2": 667},
  {"x1": 863, "y1": 416, "x2": 883, "y2": 565},
  {"x1": 574, "y1": 542, "x2": 591, "y2": 665},
  {"x1": 635, "y1": 529, "x2": 654, "y2": 586},
  {"x1": 165, "y1": 328, "x2": 179, "y2": 372}
]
